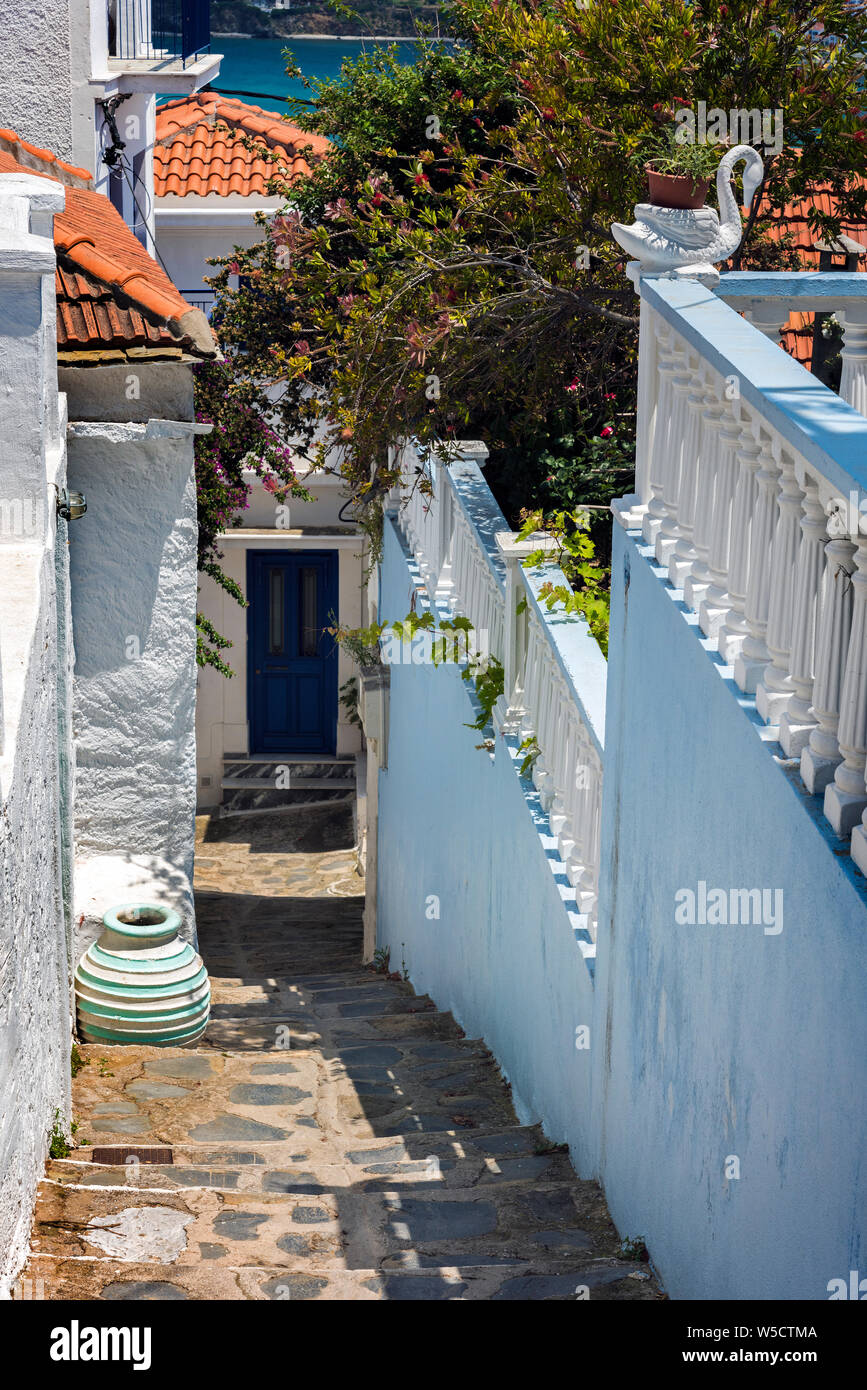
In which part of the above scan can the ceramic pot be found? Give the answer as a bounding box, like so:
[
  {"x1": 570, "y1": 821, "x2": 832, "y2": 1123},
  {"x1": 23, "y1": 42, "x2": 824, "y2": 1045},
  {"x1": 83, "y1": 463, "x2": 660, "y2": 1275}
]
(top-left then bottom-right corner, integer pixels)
[
  {"x1": 646, "y1": 167, "x2": 710, "y2": 211},
  {"x1": 75, "y1": 903, "x2": 210, "y2": 1047}
]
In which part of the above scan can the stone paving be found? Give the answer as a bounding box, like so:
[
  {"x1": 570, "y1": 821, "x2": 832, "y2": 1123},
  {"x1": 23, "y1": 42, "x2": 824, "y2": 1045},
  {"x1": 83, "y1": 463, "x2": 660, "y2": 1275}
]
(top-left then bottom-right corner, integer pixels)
[{"x1": 21, "y1": 804, "x2": 663, "y2": 1300}]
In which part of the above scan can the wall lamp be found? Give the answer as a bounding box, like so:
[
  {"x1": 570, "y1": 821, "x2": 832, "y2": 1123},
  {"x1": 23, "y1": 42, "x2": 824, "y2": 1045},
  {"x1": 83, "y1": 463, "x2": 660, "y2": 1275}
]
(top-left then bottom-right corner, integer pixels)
[{"x1": 56, "y1": 489, "x2": 87, "y2": 522}]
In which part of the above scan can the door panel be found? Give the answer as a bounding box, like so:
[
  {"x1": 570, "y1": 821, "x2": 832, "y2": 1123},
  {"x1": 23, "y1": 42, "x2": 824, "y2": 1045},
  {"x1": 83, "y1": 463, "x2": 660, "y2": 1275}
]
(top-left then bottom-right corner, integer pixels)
[{"x1": 248, "y1": 551, "x2": 338, "y2": 754}]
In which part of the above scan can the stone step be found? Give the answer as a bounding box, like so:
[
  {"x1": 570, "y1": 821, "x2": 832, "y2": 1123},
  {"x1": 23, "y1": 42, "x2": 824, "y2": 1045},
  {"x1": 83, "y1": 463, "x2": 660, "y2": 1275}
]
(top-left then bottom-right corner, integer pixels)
[
  {"x1": 18, "y1": 1256, "x2": 657, "y2": 1301},
  {"x1": 28, "y1": 1177, "x2": 634, "y2": 1274},
  {"x1": 66, "y1": 1031, "x2": 516, "y2": 1152},
  {"x1": 47, "y1": 1122, "x2": 574, "y2": 1194},
  {"x1": 223, "y1": 757, "x2": 356, "y2": 771},
  {"x1": 222, "y1": 778, "x2": 355, "y2": 792},
  {"x1": 218, "y1": 788, "x2": 356, "y2": 818}
]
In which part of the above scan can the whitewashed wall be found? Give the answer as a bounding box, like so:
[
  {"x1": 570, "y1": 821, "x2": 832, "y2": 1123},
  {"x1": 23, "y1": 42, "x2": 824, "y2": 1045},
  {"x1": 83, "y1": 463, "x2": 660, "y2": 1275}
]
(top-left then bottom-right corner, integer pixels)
[
  {"x1": 0, "y1": 174, "x2": 71, "y2": 1295},
  {"x1": 62, "y1": 363, "x2": 201, "y2": 956}
]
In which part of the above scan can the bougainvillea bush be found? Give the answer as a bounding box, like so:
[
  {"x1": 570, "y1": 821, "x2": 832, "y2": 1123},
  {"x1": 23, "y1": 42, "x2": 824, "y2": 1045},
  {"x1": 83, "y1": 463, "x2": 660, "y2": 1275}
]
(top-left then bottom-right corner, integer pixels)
[
  {"x1": 194, "y1": 361, "x2": 311, "y2": 674},
  {"x1": 202, "y1": 0, "x2": 867, "y2": 649}
]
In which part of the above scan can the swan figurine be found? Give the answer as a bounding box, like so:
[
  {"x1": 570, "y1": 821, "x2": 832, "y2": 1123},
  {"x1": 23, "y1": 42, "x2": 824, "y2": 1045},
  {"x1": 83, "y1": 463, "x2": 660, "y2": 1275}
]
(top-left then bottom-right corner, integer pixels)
[{"x1": 612, "y1": 144, "x2": 765, "y2": 286}]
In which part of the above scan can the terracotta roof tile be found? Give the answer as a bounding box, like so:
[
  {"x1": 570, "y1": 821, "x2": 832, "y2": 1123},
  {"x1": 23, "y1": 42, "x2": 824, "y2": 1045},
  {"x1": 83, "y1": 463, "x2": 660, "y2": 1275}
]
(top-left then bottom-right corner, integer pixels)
[
  {"x1": 0, "y1": 129, "x2": 93, "y2": 187},
  {"x1": 762, "y1": 183, "x2": 867, "y2": 363},
  {"x1": 154, "y1": 93, "x2": 330, "y2": 198},
  {"x1": 0, "y1": 134, "x2": 216, "y2": 359}
]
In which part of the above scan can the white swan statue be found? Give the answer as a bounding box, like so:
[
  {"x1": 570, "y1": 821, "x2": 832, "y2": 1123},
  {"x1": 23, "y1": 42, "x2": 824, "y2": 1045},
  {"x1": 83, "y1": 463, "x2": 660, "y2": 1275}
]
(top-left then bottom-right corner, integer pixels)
[{"x1": 611, "y1": 144, "x2": 765, "y2": 287}]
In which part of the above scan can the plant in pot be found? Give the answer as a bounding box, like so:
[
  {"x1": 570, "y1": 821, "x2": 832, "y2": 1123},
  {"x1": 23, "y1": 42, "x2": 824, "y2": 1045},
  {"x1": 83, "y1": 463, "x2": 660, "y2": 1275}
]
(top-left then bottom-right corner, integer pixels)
[
  {"x1": 327, "y1": 614, "x2": 391, "y2": 752},
  {"x1": 635, "y1": 126, "x2": 725, "y2": 210}
]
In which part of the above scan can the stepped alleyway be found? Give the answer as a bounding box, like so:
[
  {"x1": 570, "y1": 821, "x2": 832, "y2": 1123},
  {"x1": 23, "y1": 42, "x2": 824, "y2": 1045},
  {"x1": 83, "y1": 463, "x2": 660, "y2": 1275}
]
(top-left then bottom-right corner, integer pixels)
[{"x1": 20, "y1": 806, "x2": 663, "y2": 1301}]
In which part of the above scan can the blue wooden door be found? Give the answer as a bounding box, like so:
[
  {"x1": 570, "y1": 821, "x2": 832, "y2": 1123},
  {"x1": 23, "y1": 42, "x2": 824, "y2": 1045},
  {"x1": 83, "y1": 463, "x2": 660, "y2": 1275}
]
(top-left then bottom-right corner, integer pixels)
[{"x1": 247, "y1": 551, "x2": 338, "y2": 754}]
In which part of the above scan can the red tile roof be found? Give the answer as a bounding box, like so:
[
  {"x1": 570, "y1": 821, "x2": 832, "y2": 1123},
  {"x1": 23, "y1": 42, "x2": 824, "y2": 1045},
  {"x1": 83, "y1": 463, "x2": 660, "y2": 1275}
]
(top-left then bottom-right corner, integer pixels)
[
  {"x1": 0, "y1": 130, "x2": 215, "y2": 362},
  {"x1": 762, "y1": 184, "x2": 867, "y2": 363},
  {"x1": 154, "y1": 93, "x2": 330, "y2": 198}
]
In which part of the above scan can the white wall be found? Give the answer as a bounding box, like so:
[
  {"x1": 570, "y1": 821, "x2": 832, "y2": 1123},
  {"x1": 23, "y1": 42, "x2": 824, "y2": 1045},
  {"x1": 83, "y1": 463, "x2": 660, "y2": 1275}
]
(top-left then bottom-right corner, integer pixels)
[
  {"x1": 156, "y1": 201, "x2": 281, "y2": 303},
  {"x1": 0, "y1": 175, "x2": 71, "y2": 1295},
  {"x1": 62, "y1": 363, "x2": 200, "y2": 954}
]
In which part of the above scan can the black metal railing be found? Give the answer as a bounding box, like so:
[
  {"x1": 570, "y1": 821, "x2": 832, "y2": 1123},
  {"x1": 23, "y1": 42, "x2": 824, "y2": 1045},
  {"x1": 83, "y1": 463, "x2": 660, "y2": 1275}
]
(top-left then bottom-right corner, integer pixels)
[
  {"x1": 181, "y1": 290, "x2": 217, "y2": 319},
  {"x1": 109, "y1": 0, "x2": 211, "y2": 67}
]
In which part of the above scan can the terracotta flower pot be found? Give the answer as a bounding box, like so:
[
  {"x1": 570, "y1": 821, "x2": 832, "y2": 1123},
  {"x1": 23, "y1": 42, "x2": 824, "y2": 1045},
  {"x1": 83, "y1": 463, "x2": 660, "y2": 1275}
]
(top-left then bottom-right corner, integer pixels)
[{"x1": 645, "y1": 166, "x2": 710, "y2": 211}]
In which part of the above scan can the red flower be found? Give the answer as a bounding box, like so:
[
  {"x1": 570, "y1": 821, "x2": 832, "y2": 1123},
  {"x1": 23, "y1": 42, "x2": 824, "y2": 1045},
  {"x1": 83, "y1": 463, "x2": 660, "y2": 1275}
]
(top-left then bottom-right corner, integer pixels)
[
  {"x1": 542, "y1": 108, "x2": 556, "y2": 121},
  {"x1": 566, "y1": 378, "x2": 580, "y2": 393},
  {"x1": 451, "y1": 89, "x2": 463, "y2": 102},
  {"x1": 600, "y1": 426, "x2": 614, "y2": 438},
  {"x1": 414, "y1": 173, "x2": 430, "y2": 187}
]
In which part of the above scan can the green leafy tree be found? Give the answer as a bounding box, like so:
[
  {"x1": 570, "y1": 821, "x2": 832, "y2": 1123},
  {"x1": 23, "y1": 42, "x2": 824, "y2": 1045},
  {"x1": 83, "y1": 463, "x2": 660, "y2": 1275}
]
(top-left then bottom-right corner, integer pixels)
[{"x1": 208, "y1": 0, "x2": 867, "y2": 619}]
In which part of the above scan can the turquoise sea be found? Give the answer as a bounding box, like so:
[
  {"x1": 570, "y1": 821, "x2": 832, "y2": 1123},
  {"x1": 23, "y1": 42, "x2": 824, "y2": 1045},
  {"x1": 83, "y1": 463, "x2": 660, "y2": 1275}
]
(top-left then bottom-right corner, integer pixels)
[{"x1": 205, "y1": 35, "x2": 423, "y2": 114}]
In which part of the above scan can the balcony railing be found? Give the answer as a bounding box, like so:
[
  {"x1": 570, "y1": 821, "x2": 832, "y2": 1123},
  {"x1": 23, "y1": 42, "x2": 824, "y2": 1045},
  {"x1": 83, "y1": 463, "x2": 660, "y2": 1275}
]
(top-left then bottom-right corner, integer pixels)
[
  {"x1": 619, "y1": 270, "x2": 867, "y2": 879},
  {"x1": 109, "y1": 0, "x2": 211, "y2": 67},
  {"x1": 181, "y1": 289, "x2": 216, "y2": 319}
]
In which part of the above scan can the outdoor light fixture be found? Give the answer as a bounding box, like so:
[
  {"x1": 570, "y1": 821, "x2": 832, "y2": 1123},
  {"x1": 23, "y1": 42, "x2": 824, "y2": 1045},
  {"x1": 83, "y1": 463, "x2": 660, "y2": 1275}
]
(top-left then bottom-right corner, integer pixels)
[{"x1": 56, "y1": 489, "x2": 87, "y2": 521}]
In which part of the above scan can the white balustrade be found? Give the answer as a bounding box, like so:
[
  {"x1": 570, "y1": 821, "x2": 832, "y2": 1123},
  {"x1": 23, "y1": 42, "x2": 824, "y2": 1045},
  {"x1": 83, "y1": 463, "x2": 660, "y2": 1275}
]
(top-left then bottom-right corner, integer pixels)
[
  {"x1": 733, "y1": 430, "x2": 779, "y2": 694},
  {"x1": 800, "y1": 536, "x2": 856, "y2": 793},
  {"x1": 755, "y1": 448, "x2": 802, "y2": 723},
  {"x1": 625, "y1": 272, "x2": 867, "y2": 864},
  {"x1": 393, "y1": 440, "x2": 604, "y2": 938}
]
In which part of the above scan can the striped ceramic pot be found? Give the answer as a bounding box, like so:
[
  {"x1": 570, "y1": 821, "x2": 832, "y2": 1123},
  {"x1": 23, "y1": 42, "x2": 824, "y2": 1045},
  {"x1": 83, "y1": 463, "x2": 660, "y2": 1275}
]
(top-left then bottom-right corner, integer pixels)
[{"x1": 75, "y1": 903, "x2": 210, "y2": 1047}]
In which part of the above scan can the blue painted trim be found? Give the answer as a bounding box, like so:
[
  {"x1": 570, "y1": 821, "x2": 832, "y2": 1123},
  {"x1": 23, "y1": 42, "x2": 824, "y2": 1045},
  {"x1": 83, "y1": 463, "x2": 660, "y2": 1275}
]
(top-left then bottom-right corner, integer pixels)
[
  {"x1": 717, "y1": 270, "x2": 867, "y2": 300},
  {"x1": 641, "y1": 275, "x2": 867, "y2": 498}
]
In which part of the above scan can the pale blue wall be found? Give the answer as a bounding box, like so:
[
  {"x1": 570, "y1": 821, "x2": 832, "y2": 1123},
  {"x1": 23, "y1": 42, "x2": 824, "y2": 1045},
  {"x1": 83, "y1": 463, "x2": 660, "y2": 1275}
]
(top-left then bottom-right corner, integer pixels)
[
  {"x1": 376, "y1": 516, "x2": 598, "y2": 1174},
  {"x1": 377, "y1": 508, "x2": 867, "y2": 1300},
  {"x1": 595, "y1": 524, "x2": 867, "y2": 1300}
]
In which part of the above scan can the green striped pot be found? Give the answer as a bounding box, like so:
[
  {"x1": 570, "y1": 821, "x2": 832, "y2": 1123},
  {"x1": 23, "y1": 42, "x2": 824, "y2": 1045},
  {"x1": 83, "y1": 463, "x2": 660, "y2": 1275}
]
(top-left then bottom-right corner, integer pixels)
[{"x1": 75, "y1": 903, "x2": 210, "y2": 1047}]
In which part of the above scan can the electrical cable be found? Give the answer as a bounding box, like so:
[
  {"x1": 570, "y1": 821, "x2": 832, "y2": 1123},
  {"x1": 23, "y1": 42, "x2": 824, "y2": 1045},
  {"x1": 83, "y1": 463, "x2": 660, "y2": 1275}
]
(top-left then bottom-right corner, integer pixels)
[{"x1": 205, "y1": 85, "x2": 315, "y2": 106}]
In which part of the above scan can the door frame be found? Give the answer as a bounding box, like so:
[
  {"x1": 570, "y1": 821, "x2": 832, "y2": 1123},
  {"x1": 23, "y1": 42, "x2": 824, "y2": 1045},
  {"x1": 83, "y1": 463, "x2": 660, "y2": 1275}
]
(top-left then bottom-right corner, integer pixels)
[{"x1": 246, "y1": 548, "x2": 339, "y2": 757}]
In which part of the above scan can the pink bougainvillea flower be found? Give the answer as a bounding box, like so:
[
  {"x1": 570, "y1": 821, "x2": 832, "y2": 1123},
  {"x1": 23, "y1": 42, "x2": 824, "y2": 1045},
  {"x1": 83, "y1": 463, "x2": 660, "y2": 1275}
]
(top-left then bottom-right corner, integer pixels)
[{"x1": 565, "y1": 378, "x2": 580, "y2": 392}]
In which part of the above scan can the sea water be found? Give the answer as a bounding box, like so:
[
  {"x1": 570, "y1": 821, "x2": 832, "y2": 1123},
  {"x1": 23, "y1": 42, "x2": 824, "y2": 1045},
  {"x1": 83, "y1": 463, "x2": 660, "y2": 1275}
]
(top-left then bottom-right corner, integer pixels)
[{"x1": 203, "y1": 35, "x2": 424, "y2": 114}]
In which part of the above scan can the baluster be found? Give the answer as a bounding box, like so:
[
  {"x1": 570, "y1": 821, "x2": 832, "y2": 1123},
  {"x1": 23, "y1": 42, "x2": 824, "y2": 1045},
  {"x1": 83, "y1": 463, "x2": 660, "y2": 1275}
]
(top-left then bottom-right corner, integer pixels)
[
  {"x1": 824, "y1": 535, "x2": 867, "y2": 836},
  {"x1": 734, "y1": 432, "x2": 780, "y2": 693},
  {"x1": 717, "y1": 422, "x2": 762, "y2": 664},
  {"x1": 655, "y1": 349, "x2": 692, "y2": 567},
  {"x1": 838, "y1": 306, "x2": 867, "y2": 417},
  {"x1": 642, "y1": 325, "x2": 675, "y2": 546},
  {"x1": 800, "y1": 535, "x2": 857, "y2": 794},
  {"x1": 683, "y1": 385, "x2": 724, "y2": 612},
  {"x1": 668, "y1": 380, "x2": 705, "y2": 589},
  {"x1": 755, "y1": 449, "x2": 804, "y2": 723},
  {"x1": 779, "y1": 477, "x2": 827, "y2": 757},
  {"x1": 699, "y1": 410, "x2": 741, "y2": 639}
]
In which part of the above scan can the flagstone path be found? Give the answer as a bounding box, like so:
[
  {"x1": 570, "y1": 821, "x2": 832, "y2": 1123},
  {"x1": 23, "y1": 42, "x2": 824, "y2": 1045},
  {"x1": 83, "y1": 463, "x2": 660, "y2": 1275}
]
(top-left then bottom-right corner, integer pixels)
[{"x1": 20, "y1": 804, "x2": 663, "y2": 1300}]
